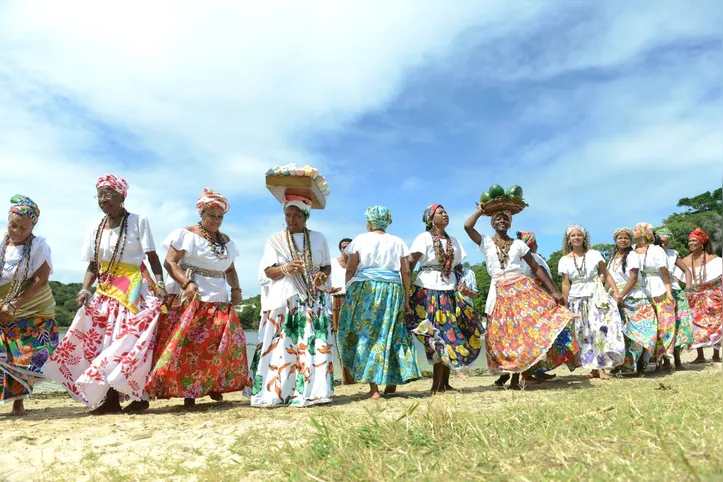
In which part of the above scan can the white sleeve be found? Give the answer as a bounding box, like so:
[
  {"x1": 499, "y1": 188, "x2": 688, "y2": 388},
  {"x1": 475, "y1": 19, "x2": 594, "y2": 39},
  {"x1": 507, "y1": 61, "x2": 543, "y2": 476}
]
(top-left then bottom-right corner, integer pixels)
[
  {"x1": 652, "y1": 247, "x2": 667, "y2": 270},
  {"x1": 345, "y1": 235, "x2": 362, "y2": 255},
  {"x1": 259, "y1": 239, "x2": 280, "y2": 272},
  {"x1": 227, "y1": 239, "x2": 239, "y2": 260},
  {"x1": 137, "y1": 215, "x2": 156, "y2": 253},
  {"x1": 319, "y1": 233, "x2": 331, "y2": 267},
  {"x1": 627, "y1": 252, "x2": 640, "y2": 270},
  {"x1": 515, "y1": 240, "x2": 530, "y2": 259},
  {"x1": 558, "y1": 257, "x2": 568, "y2": 276},
  {"x1": 457, "y1": 239, "x2": 468, "y2": 263},
  {"x1": 399, "y1": 238, "x2": 411, "y2": 258},
  {"x1": 590, "y1": 250, "x2": 606, "y2": 267},
  {"x1": 164, "y1": 228, "x2": 194, "y2": 253},
  {"x1": 466, "y1": 271, "x2": 478, "y2": 292},
  {"x1": 30, "y1": 237, "x2": 53, "y2": 274},
  {"x1": 80, "y1": 222, "x2": 97, "y2": 263},
  {"x1": 410, "y1": 233, "x2": 429, "y2": 261}
]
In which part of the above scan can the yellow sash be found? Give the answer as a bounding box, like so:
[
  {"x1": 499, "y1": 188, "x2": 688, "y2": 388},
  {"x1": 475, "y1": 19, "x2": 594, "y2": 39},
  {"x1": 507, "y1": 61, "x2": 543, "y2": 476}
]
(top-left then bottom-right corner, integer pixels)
[{"x1": 0, "y1": 280, "x2": 56, "y2": 320}]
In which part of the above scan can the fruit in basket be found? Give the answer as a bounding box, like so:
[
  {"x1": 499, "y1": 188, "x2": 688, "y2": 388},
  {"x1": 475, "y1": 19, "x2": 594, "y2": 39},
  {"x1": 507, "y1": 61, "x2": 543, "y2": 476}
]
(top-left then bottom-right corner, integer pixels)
[
  {"x1": 506, "y1": 185, "x2": 523, "y2": 199},
  {"x1": 479, "y1": 191, "x2": 491, "y2": 203},
  {"x1": 488, "y1": 184, "x2": 505, "y2": 199}
]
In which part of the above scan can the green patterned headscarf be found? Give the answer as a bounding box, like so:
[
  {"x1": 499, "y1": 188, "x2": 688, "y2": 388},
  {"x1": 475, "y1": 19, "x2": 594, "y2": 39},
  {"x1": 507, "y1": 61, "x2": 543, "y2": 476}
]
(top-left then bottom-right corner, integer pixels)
[{"x1": 365, "y1": 206, "x2": 392, "y2": 231}]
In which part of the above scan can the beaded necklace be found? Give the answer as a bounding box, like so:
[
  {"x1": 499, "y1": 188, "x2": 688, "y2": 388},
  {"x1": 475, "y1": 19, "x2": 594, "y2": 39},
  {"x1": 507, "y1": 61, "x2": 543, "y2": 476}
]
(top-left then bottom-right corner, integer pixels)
[
  {"x1": 492, "y1": 234, "x2": 514, "y2": 270},
  {"x1": 430, "y1": 228, "x2": 455, "y2": 281},
  {"x1": 197, "y1": 222, "x2": 228, "y2": 260},
  {"x1": 572, "y1": 250, "x2": 587, "y2": 278},
  {"x1": 0, "y1": 233, "x2": 35, "y2": 305},
  {"x1": 93, "y1": 210, "x2": 130, "y2": 290},
  {"x1": 691, "y1": 251, "x2": 707, "y2": 287},
  {"x1": 286, "y1": 228, "x2": 314, "y2": 298}
]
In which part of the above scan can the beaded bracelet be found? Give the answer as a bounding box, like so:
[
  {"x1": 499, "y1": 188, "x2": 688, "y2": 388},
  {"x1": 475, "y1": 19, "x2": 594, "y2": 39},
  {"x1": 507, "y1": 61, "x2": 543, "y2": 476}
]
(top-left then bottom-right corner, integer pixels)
[
  {"x1": 78, "y1": 289, "x2": 92, "y2": 298},
  {"x1": 181, "y1": 279, "x2": 196, "y2": 290},
  {"x1": 280, "y1": 264, "x2": 291, "y2": 276}
]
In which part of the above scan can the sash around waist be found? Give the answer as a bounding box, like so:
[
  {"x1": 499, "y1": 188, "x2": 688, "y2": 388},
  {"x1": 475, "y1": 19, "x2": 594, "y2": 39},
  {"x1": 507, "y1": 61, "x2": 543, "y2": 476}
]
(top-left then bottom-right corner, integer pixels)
[
  {"x1": 181, "y1": 263, "x2": 226, "y2": 279},
  {"x1": 351, "y1": 267, "x2": 402, "y2": 284}
]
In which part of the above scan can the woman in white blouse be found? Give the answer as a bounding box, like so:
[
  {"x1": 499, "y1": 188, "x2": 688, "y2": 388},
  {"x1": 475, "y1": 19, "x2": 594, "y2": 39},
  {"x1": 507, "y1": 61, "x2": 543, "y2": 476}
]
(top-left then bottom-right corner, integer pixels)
[
  {"x1": 44, "y1": 174, "x2": 166, "y2": 414},
  {"x1": 338, "y1": 206, "x2": 421, "y2": 399},
  {"x1": 407, "y1": 204, "x2": 483, "y2": 394},
  {"x1": 464, "y1": 206, "x2": 576, "y2": 390},
  {"x1": 0, "y1": 195, "x2": 58, "y2": 416},
  {"x1": 632, "y1": 222, "x2": 676, "y2": 373},
  {"x1": 606, "y1": 227, "x2": 656, "y2": 375},
  {"x1": 146, "y1": 189, "x2": 248, "y2": 410},
  {"x1": 559, "y1": 224, "x2": 624, "y2": 379}
]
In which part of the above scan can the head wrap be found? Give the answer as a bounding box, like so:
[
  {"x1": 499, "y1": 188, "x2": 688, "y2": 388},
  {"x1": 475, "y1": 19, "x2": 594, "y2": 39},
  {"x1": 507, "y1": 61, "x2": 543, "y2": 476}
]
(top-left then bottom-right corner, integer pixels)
[
  {"x1": 634, "y1": 222, "x2": 655, "y2": 243},
  {"x1": 8, "y1": 195, "x2": 40, "y2": 225},
  {"x1": 96, "y1": 174, "x2": 129, "y2": 199},
  {"x1": 516, "y1": 231, "x2": 536, "y2": 247},
  {"x1": 613, "y1": 227, "x2": 633, "y2": 240},
  {"x1": 423, "y1": 204, "x2": 441, "y2": 230},
  {"x1": 656, "y1": 227, "x2": 673, "y2": 240},
  {"x1": 196, "y1": 188, "x2": 230, "y2": 215},
  {"x1": 365, "y1": 206, "x2": 392, "y2": 231},
  {"x1": 490, "y1": 210, "x2": 512, "y2": 227},
  {"x1": 282, "y1": 194, "x2": 311, "y2": 219},
  {"x1": 689, "y1": 228, "x2": 709, "y2": 245},
  {"x1": 566, "y1": 224, "x2": 586, "y2": 236}
]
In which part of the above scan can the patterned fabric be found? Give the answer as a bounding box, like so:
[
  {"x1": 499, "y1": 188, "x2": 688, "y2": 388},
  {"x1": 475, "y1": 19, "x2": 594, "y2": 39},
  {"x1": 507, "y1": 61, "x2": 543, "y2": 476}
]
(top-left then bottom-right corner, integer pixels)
[
  {"x1": 613, "y1": 227, "x2": 633, "y2": 240},
  {"x1": 672, "y1": 289, "x2": 694, "y2": 348},
  {"x1": 568, "y1": 293, "x2": 625, "y2": 369},
  {"x1": 195, "y1": 188, "x2": 230, "y2": 215},
  {"x1": 96, "y1": 261, "x2": 156, "y2": 314},
  {"x1": 489, "y1": 210, "x2": 512, "y2": 225},
  {"x1": 485, "y1": 276, "x2": 578, "y2": 373},
  {"x1": 339, "y1": 280, "x2": 421, "y2": 384},
  {"x1": 525, "y1": 323, "x2": 578, "y2": 375},
  {"x1": 42, "y1": 291, "x2": 162, "y2": 408},
  {"x1": 422, "y1": 204, "x2": 440, "y2": 230},
  {"x1": 635, "y1": 222, "x2": 655, "y2": 243},
  {"x1": 282, "y1": 194, "x2": 312, "y2": 218},
  {"x1": 689, "y1": 228, "x2": 709, "y2": 245},
  {"x1": 516, "y1": 231, "x2": 536, "y2": 247},
  {"x1": 96, "y1": 174, "x2": 129, "y2": 198},
  {"x1": 365, "y1": 206, "x2": 392, "y2": 231},
  {"x1": 406, "y1": 286, "x2": 483, "y2": 369},
  {"x1": 656, "y1": 228, "x2": 673, "y2": 240},
  {"x1": 1, "y1": 316, "x2": 59, "y2": 403},
  {"x1": 246, "y1": 292, "x2": 334, "y2": 407},
  {"x1": 689, "y1": 279, "x2": 722, "y2": 349},
  {"x1": 619, "y1": 297, "x2": 656, "y2": 373},
  {"x1": 567, "y1": 224, "x2": 586, "y2": 236},
  {"x1": 8, "y1": 194, "x2": 40, "y2": 224},
  {"x1": 146, "y1": 296, "x2": 248, "y2": 398},
  {"x1": 650, "y1": 294, "x2": 676, "y2": 360}
]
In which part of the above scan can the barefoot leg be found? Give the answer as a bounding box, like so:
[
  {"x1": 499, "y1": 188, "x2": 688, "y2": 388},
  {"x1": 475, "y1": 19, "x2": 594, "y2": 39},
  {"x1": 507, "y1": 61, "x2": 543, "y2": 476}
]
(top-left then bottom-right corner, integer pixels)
[
  {"x1": 691, "y1": 348, "x2": 707, "y2": 364},
  {"x1": 184, "y1": 398, "x2": 196, "y2": 410},
  {"x1": 713, "y1": 349, "x2": 721, "y2": 362},
  {"x1": 598, "y1": 369, "x2": 610, "y2": 380},
  {"x1": 383, "y1": 385, "x2": 397, "y2": 395},
  {"x1": 494, "y1": 374, "x2": 510, "y2": 387},
  {"x1": 123, "y1": 401, "x2": 150, "y2": 414},
  {"x1": 442, "y1": 366, "x2": 457, "y2": 392},
  {"x1": 674, "y1": 348, "x2": 685, "y2": 370},
  {"x1": 431, "y1": 363, "x2": 443, "y2": 393},
  {"x1": 11, "y1": 399, "x2": 27, "y2": 416},
  {"x1": 509, "y1": 373, "x2": 522, "y2": 390},
  {"x1": 369, "y1": 383, "x2": 381, "y2": 400},
  {"x1": 208, "y1": 392, "x2": 223, "y2": 402},
  {"x1": 91, "y1": 388, "x2": 123, "y2": 415}
]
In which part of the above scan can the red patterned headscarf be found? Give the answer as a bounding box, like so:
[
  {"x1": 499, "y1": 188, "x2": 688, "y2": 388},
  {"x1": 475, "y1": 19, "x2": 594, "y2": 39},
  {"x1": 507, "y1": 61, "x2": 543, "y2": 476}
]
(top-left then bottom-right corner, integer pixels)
[
  {"x1": 196, "y1": 188, "x2": 230, "y2": 215},
  {"x1": 423, "y1": 204, "x2": 441, "y2": 230},
  {"x1": 96, "y1": 174, "x2": 129, "y2": 199},
  {"x1": 689, "y1": 228, "x2": 709, "y2": 245},
  {"x1": 283, "y1": 194, "x2": 312, "y2": 219}
]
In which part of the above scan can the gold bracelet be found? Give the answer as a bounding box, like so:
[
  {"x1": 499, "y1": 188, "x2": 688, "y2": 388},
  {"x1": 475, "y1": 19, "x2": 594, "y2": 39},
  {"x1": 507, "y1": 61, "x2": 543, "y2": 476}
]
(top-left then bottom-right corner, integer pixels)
[{"x1": 280, "y1": 264, "x2": 291, "y2": 276}]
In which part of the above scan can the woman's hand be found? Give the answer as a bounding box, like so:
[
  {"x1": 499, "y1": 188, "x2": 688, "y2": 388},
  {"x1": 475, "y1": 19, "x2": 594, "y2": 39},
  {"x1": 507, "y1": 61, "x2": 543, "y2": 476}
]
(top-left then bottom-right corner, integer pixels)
[
  {"x1": 666, "y1": 289, "x2": 674, "y2": 301},
  {"x1": 286, "y1": 260, "x2": 306, "y2": 276},
  {"x1": 0, "y1": 303, "x2": 13, "y2": 324},
  {"x1": 230, "y1": 288, "x2": 243, "y2": 305},
  {"x1": 313, "y1": 271, "x2": 328, "y2": 288},
  {"x1": 404, "y1": 301, "x2": 412, "y2": 314},
  {"x1": 76, "y1": 289, "x2": 92, "y2": 308},
  {"x1": 184, "y1": 281, "x2": 199, "y2": 299},
  {"x1": 155, "y1": 284, "x2": 168, "y2": 298},
  {"x1": 552, "y1": 292, "x2": 565, "y2": 305},
  {"x1": 615, "y1": 294, "x2": 624, "y2": 307}
]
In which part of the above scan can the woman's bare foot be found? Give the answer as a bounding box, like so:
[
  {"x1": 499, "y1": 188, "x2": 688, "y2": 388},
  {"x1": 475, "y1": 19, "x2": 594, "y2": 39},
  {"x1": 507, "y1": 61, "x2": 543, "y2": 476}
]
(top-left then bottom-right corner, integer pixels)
[
  {"x1": 713, "y1": 350, "x2": 721, "y2": 363},
  {"x1": 90, "y1": 400, "x2": 123, "y2": 415},
  {"x1": 588, "y1": 370, "x2": 600, "y2": 379},
  {"x1": 494, "y1": 374, "x2": 510, "y2": 387},
  {"x1": 536, "y1": 373, "x2": 557, "y2": 381},
  {"x1": 184, "y1": 398, "x2": 197, "y2": 410},
  {"x1": 11, "y1": 400, "x2": 26, "y2": 416},
  {"x1": 508, "y1": 374, "x2": 523, "y2": 390},
  {"x1": 122, "y1": 401, "x2": 150, "y2": 414},
  {"x1": 674, "y1": 350, "x2": 685, "y2": 370},
  {"x1": 383, "y1": 385, "x2": 397, "y2": 395},
  {"x1": 598, "y1": 370, "x2": 610, "y2": 380},
  {"x1": 209, "y1": 392, "x2": 223, "y2": 402}
]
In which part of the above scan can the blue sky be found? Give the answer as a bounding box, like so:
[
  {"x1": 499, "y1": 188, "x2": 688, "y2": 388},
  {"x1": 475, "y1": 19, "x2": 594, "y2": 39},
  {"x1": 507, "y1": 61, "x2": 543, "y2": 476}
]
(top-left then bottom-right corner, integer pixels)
[{"x1": 1, "y1": 1, "x2": 721, "y2": 295}]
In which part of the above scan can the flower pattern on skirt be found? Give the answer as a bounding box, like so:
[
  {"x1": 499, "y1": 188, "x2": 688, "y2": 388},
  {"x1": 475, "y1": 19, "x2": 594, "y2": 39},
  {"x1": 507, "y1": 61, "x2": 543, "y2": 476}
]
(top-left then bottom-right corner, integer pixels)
[
  {"x1": 689, "y1": 279, "x2": 722, "y2": 349},
  {"x1": 339, "y1": 281, "x2": 421, "y2": 385},
  {"x1": 1, "y1": 316, "x2": 59, "y2": 403},
  {"x1": 671, "y1": 289, "x2": 694, "y2": 348},
  {"x1": 145, "y1": 296, "x2": 249, "y2": 399},
  {"x1": 619, "y1": 297, "x2": 656, "y2": 373},
  {"x1": 42, "y1": 292, "x2": 162, "y2": 408},
  {"x1": 568, "y1": 295, "x2": 625, "y2": 370},
  {"x1": 486, "y1": 277, "x2": 578, "y2": 374},
  {"x1": 650, "y1": 295, "x2": 676, "y2": 361},
  {"x1": 246, "y1": 293, "x2": 334, "y2": 407},
  {"x1": 406, "y1": 286, "x2": 483, "y2": 370}
]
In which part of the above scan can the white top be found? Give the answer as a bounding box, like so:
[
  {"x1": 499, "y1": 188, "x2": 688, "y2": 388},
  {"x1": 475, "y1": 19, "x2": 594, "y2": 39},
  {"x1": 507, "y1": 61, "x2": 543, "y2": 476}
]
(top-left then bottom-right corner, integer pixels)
[
  {"x1": 0, "y1": 235, "x2": 53, "y2": 287},
  {"x1": 520, "y1": 252, "x2": 552, "y2": 280},
  {"x1": 258, "y1": 230, "x2": 331, "y2": 311},
  {"x1": 558, "y1": 250, "x2": 606, "y2": 298},
  {"x1": 692, "y1": 257, "x2": 723, "y2": 284},
  {"x1": 410, "y1": 231, "x2": 466, "y2": 290},
  {"x1": 460, "y1": 268, "x2": 478, "y2": 305},
  {"x1": 163, "y1": 228, "x2": 239, "y2": 303},
  {"x1": 477, "y1": 235, "x2": 530, "y2": 316},
  {"x1": 608, "y1": 250, "x2": 645, "y2": 298},
  {"x1": 636, "y1": 245, "x2": 668, "y2": 297},
  {"x1": 346, "y1": 232, "x2": 410, "y2": 284},
  {"x1": 330, "y1": 258, "x2": 347, "y2": 294},
  {"x1": 80, "y1": 213, "x2": 155, "y2": 266},
  {"x1": 663, "y1": 248, "x2": 684, "y2": 290}
]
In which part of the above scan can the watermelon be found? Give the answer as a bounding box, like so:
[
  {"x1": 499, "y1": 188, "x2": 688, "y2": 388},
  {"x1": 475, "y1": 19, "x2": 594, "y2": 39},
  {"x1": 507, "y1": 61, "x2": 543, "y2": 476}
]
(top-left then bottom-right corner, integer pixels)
[
  {"x1": 480, "y1": 191, "x2": 491, "y2": 203},
  {"x1": 489, "y1": 184, "x2": 505, "y2": 199},
  {"x1": 506, "y1": 185, "x2": 523, "y2": 199}
]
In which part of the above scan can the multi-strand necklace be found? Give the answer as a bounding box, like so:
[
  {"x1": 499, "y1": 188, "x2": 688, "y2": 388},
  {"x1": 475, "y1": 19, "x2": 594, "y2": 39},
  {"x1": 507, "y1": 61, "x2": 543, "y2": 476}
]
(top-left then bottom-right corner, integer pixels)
[
  {"x1": 94, "y1": 210, "x2": 129, "y2": 289},
  {"x1": 286, "y1": 227, "x2": 314, "y2": 297},
  {"x1": 572, "y1": 251, "x2": 587, "y2": 278},
  {"x1": 492, "y1": 234, "x2": 514, "y2": 270},
  {"x1": 431, "y1": 228, "x2": 455, "y2": 281},
  {"x1": 691, "y1": 252, "x2": 707, "y2": 287},
  {"x1": 197, "y1": 222, "x2": 228, "y2": 260},
  {"x1": 0, "y1": 233, "x2": 35, "y2": 305}
]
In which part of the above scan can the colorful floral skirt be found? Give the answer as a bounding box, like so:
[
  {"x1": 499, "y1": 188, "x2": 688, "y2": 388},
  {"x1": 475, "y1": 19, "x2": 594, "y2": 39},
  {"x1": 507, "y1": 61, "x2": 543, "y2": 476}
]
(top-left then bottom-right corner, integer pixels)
[
  {"x1": 1, "y1": 316, "x2": 59, "y2": 403},
  {"x1": 619, "y1": 297, "x2": 656, "y2": 373},
  {"x1": 568, "y1": 295, "x2": 625, "y2": 370},
  {"x1": 338, "y1": 281, "x2": 421, "y2": 385},
  {"x1": 690, "y1": 279, "x2": 722, "y2": 349},
  {"x1": 145, "y1": 296, "x2": 248, "y2": 399},
  {"x1": 486, "y1": 277, "x2": 577, "y2": 374},
  {"x1": 246, "y1": 293, "x2": 334, "y2": 407},
  {"x1": 650, "y1": 294, "x2": 676, "y2": 360},
  {"x1": 672, "y1": 289, "x2": 694, "y2": 348},
  {"x1": 42, "y1": 292, "x2": 162, "y2": 408},
  {"x1": 406, "y1": 285, "x2": 483, "y2": 370}
]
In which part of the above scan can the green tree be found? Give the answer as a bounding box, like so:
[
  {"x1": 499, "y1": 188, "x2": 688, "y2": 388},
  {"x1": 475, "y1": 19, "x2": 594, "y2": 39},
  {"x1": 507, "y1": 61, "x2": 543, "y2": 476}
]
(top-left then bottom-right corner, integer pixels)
[
  {"x1": 659, "y1": 188, "x2": 722, "y2": 257},
  {"x1": 547, "y1": 250, "x2": 564, "y2": 290},
  {"x1": 469, "y1": 263, "x2": 491, "y2": 315}
]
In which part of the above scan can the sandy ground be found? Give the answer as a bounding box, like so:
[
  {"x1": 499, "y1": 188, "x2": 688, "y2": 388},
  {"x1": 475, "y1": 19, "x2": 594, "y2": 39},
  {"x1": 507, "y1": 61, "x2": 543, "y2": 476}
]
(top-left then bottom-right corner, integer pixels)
[{"x1": 2, "y1": 354, "x2": 721, "y2": 482}]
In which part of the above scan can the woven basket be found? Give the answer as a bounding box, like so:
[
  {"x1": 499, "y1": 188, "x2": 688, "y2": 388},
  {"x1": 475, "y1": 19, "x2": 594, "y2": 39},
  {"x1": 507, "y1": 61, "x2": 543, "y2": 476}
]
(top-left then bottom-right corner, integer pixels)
[{"x1": 480, "y1": 197, "x2": 528, "y2": 215}]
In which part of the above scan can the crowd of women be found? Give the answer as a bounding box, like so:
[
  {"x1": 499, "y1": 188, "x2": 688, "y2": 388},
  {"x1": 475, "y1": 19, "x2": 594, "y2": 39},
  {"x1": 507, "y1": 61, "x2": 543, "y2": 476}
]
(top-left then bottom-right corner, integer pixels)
[{"x1": 0, "y1": 174, "x2": 720, "y2": 415}]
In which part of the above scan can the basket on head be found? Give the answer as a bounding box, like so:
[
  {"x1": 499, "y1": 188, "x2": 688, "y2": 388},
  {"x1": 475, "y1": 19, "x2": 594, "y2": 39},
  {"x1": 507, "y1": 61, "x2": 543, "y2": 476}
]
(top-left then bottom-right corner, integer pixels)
[{"x1": 480, "y1": 197, "x2": 528, "y2": 216}]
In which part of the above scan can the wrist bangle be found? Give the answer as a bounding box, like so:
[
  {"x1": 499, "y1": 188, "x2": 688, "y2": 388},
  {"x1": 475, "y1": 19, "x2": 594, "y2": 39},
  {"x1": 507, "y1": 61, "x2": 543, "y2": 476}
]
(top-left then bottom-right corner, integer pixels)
[
  {"x1": 280, "y1": 264, "x2": 291, "y2": 276},
  {"x1": 78, "y1": 289, "x2": 92, "y2": 297},
  {"x1": 231, "y1": 287, "x2": 242, "y2": 292},
  {"x1": 181, "y1": 280, "x2": 195, "y2": 290}
]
